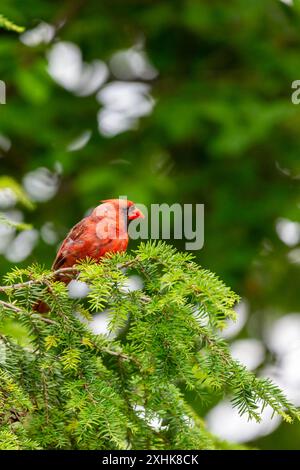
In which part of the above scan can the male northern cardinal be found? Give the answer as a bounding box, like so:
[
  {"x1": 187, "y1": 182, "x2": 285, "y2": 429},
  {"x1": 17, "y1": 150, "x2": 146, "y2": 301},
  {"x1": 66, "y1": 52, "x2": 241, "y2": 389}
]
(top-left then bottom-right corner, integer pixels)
[{"x1": 35, "y1": 199, "x2": 144, "y2": 312}]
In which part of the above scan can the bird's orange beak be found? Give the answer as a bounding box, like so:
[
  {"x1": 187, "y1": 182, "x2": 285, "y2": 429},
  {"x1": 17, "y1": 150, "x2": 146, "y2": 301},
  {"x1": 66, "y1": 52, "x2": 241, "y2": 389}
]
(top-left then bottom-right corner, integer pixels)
[{"x1": 128, "y1": 206, "x2": 145, "y2": 221}]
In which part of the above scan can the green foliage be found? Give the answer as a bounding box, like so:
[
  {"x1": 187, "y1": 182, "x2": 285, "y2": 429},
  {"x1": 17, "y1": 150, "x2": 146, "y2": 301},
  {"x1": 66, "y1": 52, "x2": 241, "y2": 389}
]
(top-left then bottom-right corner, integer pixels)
[
  {"x1": 0, "y1": 14, "x2": 24, "y2": 33},
  {"x1": 0, "y1": 177, "x2": 34, "y2": 211},
  {"x1": 0, "y1": 176, "x2": 34, "y2": 233},
  {"x1": 0, "y1": 242, "x2": 298, "y2": 450},
  {"x1": 0, "y1": 0, "x2": 299, "y2": 450},
  {"x1": 0, "y1": 0, "x2": 298, "y2": 315},
  {"x1": 0, "y1": 214, "x2": 32, "y2": 231}
]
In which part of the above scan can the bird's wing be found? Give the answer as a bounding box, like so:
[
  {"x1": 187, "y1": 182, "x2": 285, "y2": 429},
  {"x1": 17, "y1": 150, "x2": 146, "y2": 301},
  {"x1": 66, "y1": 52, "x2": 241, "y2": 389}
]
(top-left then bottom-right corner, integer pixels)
[
  {"x1": 52, "y1": 216, "x2": 125, "y2": 271},
  {"x1": 52, "y1": 217, "x2": 89, "y2": 270}
]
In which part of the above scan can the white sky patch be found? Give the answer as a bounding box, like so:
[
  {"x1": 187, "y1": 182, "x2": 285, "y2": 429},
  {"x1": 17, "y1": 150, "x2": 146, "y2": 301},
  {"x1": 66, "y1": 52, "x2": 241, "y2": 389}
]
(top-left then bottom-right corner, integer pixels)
[
  {"x1": 97, "y1": 81, "x2": 154, "y2": 137},
  {"x1": 40, "y1": 222, "x2": 58, "y2": 245},
  {"x1": 97, "y1": 81, "x2": 153, "y2": 117},
  {"x1": 0, "y1": 210, "x2": 24, "y2": 254},
  {"x1": 110, "y1": 47, "x2": 158, "y2": 81},
  {"x1": 120, "y1": 275, "x2": 144, "y2": 293},
  {"x1": 262, "y1": 365, "x2": 300, "y2": 407},
  {"x1": 20, "y1": 22, "x2": 55, "y2": 47},
  {"x1": 221, "y1": 300, "x2": 248, "y2": 339},
  {"x1": 47, "y1": 42, "x2": 108, "y2": 96},
  {"x1": 88, "y1": 311, "x2": 117, "y2": 338},
  {"x1": 193, "y1": 305, "x2": 210, "y2": 327},
  {"x1": 75, "y1": 61, "x2": 109, "y2": 97},
  {"x1": 206, "y1": 400, "x2": 281, "y2": 443},
  {"x1": 48, "y1": 42, "x2": 82, "y2": 90},
  {"x1": 0, "y1": 222, "x2": 15, "y2": 254},
  {"x1": 133, "y1": 405, "x2": 166, "y2": 431},
  {"x1": 230, "y1": 339, "x2": 265, "y2": 371},
  {"x1": 68, "y1": 280, "x2": 90, "y2": 299},
  {"x1": 280, "y1": 347, "x2": 300, "y2": 388},
  {"x1": 5, "y1": 229, "x2": 39, "y2": 262},
  {"x1": 97, "y1": 109, "x2": 137, "y2": 137},
  {"x1": 0, "y1": 188, "x2": 17, "y2": 209},
  {"x1": 1, "y1": 209, "x2": 24, "y2": 224},
  {"x1": 264, "y1": 313, "x2": 300, "y2": 356},
  {"x1": 262, "y1": 314, "x2": 300, "y2": 406},
  {"x1": 23, "y1": 167, "x2": 59, "y2": 202},
  {"x1": 276, "y1": 218, "x2": 300, "y2": 247}
]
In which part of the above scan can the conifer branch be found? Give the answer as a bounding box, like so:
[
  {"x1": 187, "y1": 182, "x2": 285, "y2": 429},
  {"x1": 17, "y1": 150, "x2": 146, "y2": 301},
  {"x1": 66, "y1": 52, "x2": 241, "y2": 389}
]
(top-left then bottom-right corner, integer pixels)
[
  {"x1": 0, "y1": 267, "x2": 77, "y2": 292},
  {"x1": 0, "y1": 299, "x2": 56, "y2": 325},
  {"x1": 0, "y1": 241, "x2": 298, "y2": 450}
]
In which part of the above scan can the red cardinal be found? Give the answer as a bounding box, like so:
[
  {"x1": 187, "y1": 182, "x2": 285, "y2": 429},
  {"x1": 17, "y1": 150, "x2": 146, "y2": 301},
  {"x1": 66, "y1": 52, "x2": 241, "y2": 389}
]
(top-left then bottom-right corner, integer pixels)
[{"x1": 35, "y1": 199, "x2": 144, "y2": 312}]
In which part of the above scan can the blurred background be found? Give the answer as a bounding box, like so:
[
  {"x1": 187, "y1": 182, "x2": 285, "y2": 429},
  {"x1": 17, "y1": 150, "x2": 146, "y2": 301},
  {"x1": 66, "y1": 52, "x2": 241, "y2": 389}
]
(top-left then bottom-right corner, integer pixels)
[{"x1": 0, "y1": 0, "x2": 300, "y2": 449}]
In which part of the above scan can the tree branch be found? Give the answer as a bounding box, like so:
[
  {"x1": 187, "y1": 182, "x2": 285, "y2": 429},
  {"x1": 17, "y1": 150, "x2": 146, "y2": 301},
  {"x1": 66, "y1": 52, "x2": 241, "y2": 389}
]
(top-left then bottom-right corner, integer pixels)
[
  {"x1": 0, "y1": 267, "x2": 77, "y2": 292},
  {"x1": 0, "y1": 258, "x2": 139, "y2": 293},
  {"x1": 0, "y1": 300, "x2": 56, "y2": 325}
]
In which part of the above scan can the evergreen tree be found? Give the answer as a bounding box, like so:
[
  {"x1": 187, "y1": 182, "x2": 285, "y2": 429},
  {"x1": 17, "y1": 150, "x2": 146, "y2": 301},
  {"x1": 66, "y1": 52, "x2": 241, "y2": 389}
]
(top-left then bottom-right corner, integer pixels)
[{"x1": 0, "y1": 241, "x2": 298, "y2": 450}]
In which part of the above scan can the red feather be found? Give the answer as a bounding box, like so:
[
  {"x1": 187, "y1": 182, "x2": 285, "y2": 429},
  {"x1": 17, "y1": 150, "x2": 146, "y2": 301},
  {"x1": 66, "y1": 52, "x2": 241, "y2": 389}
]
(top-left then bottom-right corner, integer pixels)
[{"x1": 34, "y1": 199, "x2": 144, "y2": 312}]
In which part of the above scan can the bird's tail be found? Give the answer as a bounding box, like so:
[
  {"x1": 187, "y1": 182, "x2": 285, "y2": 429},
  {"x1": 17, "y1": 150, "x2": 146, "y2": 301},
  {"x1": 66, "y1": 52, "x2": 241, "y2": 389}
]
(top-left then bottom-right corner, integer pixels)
[{"x1": 33, "y1": 299, "x2": 50, "y2": 313}]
